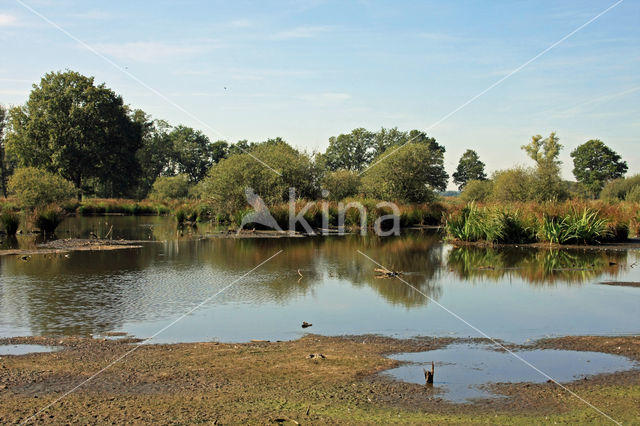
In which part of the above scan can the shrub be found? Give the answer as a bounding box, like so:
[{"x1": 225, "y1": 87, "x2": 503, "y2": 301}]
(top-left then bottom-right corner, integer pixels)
[
  {"x1": 8, "y1": 167, "x2": 76, "y2": 209},
  {"x1": 626, "y1": 185, "x2": 640, "y2": 203},
  {"x1": 321, "y1": 170, "x2": 361, "y2": 201},
  {"x1": 461, "y1": 180, "x2": 493, "y2": 202},
  {"x1": 149, "y1": 174, "x2": 191, "y2": 201},
  {"x1": 600, "y1": 174, "x2": 640, "y2": 201},
  {"x1": 0, "y1": 211, "x2": 20, "y2": 235},
  {"x1": 32, "y1": 206, "x2": 65, "y2": 234},
  {"x1": 491, "y1": 167, "x2": 534, "y2": 202},
  {"x1": 361, "y1": 143, "x2": 446, "y2": 203}
]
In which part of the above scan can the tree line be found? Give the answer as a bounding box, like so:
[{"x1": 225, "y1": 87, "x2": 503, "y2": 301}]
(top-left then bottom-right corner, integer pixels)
[{"x1": 0, "y1": 70, "x2": 636, "y2": 212}]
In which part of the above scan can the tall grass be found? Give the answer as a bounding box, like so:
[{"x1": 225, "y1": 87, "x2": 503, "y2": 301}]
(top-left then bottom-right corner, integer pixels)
[
  {"x1": 446, "y1": 203, "x2": 622, "y2": 245},
  {"x1": 0, "y1": 210, "x2": 20, "y2": 236},
  {"x1": 32, "y1": 206, "x2": 65, "y2": 235}
]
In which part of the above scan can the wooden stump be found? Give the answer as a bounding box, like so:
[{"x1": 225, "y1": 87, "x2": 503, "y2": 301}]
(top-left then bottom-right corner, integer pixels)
[{"x1": 424, "y1": 361, "x2": 434, "y2": 384}]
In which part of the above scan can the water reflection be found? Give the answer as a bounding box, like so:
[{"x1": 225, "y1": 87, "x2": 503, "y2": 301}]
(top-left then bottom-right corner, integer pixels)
[
  {"x1": 447, "y1": 246, "x2": 628, "y2": 285},
  {"x1": 1, "y1": 217, "x2": 638, "y2": 341}
]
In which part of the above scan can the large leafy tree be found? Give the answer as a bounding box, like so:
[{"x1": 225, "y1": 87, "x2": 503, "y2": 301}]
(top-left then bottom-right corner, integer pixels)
[
  {"x1": 6, "y1": 70, "x2": 142, "y2": 198},
  {"x1": 521, "y1": 132, "x2": 568, "y2": 202},
  {"x1": 570, "y1": 139, "x2": 627, "y2": 198},
  {"x1": 167, "y1": 125, "x2": 217, "y2": 182},
  {"x1": 452, "y1": 149, "x2": 487, "y2": 190},
  {"x1": 361, "y1": 142, "x2": 448, "y2": 203},
  {"x1": 324, "y1": 128, "x2": 375, "y2": 172}
]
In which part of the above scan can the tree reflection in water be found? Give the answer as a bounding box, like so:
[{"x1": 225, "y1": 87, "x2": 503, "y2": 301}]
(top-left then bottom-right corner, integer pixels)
[{"x1": 447, "y1": 245, "x2": 628, "y2": 285}]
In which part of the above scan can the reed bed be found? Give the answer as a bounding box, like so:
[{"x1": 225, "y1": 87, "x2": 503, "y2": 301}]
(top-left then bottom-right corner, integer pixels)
[{"x1": 445, "y1": 201, "x2": 638, "y2": 244}]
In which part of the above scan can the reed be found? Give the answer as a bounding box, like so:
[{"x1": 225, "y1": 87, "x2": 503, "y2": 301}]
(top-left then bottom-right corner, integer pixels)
[{"x1": 0, "y1": 210, "x2": 20, "y2": 236}]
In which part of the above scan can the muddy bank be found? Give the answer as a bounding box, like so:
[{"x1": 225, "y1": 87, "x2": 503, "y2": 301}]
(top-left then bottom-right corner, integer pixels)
[
  {"x1": 599, "y1": 281, "x2": 640, "y2": 288},
  {"x1": 0, "y1": 334, "x2": 637, "y2": 424},
  {"x1": 0, "y1": 238, "x2": 151, "y2": 257}
]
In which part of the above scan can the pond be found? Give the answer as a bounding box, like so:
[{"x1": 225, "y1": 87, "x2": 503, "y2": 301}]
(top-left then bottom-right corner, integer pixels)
[
  {"x1": 1, "y1": 216, "x2": 639, "y2": 344},
  {"x1": 384, "y1": 343, "x2": 638, "y2": 402}
]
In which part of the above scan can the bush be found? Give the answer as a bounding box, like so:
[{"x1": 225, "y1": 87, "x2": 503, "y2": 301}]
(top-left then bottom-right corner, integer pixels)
[
  {"x1": 32, "y1": 206, "x2": 65, "y2": 234},
  {"x1": 625, "y1": 185, "x2": 640, "y2": 203},
  {"x1": 490, "y1": 167, "x2": 535, "y2": 202},
  {"x1": 361, "y1": 143, "x2": 447, "y2": 203},
  {"x1": 149, "y1": 174, "x2": 191, "y2": 201},
  {"x1": 321, "y1": 170, "x2": 361, "y2": 201},
  {"x1": 461, "y1": 180, "x2": 493, "y2": 202},
  {"x1": 0, "y1": 211, "x2": 20, "y2": 235},
  {"x1": 8, "y1": 167, "x2": 76, "y2": 208},
  {"x1": 199, "y1": 141, "x2": 320, "y2": 214},
  {"x1": 600, "y1": 174, "x2": 640, "y2": 201}
]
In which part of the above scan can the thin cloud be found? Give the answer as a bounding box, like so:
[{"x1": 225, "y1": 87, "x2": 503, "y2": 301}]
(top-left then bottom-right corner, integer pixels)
[
  {"x1": 299, "y1": 92, "x2": 351, "y2": 101},
  {"x1": 0, "y1": 13, "x2": 18, "y2": 26},
  {"x1": 272, "y1": 25, "x2": 333, "y2": 40},
  {"x1": 94, "y1": 40, "x2": 221, "y2": 63},
  {"x1": 230, "y1": 19, "x2": 251, "y2": 28}
]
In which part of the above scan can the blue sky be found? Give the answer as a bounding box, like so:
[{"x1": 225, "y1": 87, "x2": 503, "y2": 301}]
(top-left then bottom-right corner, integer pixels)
[{"x1": 1, "y1": 0, "x2": 639, "y2": 188}]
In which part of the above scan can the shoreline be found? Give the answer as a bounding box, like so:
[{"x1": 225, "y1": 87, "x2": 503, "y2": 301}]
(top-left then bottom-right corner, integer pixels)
[{"x1": 1, "y1": 334, "x2": 638, "y2": 423}]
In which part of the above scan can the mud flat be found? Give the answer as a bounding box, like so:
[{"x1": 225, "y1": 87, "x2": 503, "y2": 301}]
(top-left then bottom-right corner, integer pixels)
[{"x1": 0, "y1": 334, "x2": 637, "y2": 424}]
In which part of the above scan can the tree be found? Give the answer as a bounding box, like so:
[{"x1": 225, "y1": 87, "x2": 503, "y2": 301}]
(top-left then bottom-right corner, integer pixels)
[
  {"x1": 324, "y1": 128, "x2": 375, "y2": 171},
  {"x1": 8, "y1": 167, "x2": 76, "y2": 208},
  {"x1": 149, "y1": 174, "x2": 191, "y2": 200},
  {"x1": 6, "y1": 70, "x2": 142, "y2": 199},
  {"x1": 167, "y1": 126, "x2": 216, "y2": 182},
  {"x1": 321, "y1": 170, "x2": 361, "y2": 201},
  {"x1": 521, "y1": 132, "x2": 568, "y2": 202},
  {"x1": 132, "y1": 111, "x2": 174, "y2": 198},
  {"x1": 361, "y1": 142, "x2": 448, "y2": 203},
  {"x1": 452, "y1": 149, "x2": 487, "y2": 190},
  {"x1": 0, "y1": 104, "x2": 9, "y2": 198},
  {"x1": 199, "y1": 140, "x2": 319, "y2": 213},
  {"x1": 570, "y1": 139, "x2": 627, "y2": 198}
]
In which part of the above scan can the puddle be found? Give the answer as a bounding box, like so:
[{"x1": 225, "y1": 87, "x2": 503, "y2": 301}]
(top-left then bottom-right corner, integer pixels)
[
  {"x1": 0, "y1": 344, "x2": 61, "y2": 356},
  {"x1": 384, "y1": 343, "x2": 638, "y2": 403}
]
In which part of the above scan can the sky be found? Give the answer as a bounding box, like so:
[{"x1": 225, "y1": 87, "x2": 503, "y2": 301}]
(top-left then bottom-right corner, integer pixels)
[{"x1": 1, "y1": 0, "x2": 639, "y2": 189}]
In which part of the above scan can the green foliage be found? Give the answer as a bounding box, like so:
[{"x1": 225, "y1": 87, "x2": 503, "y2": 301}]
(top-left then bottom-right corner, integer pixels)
[
  {"x1": 149, "y1": 174, "x2": 191, "y2": 201},
  {"x1": 460, "y1": 179, "x2": 493, "y2": 202},
  {"x1": 0, "y1": 210, "x2": 20, "y2": 235},
  {"x1": 322, "y1": 127, "x2": 443, "y2": 172},
  {"x1": 0, "y1": 104, "x2": 13, "y2": 198},
  {"x1": 571, "y1": 139, "x2": 627, "y2": 198},
  {"x1": 8, "y1": 167, "x2": 76, "y2": 209},
  {"x1": 626, "y1": 185, "x2": 640, "y2": 203},
  {"x1": 321, "y1": 170, "x2": 361, "y2": 201},
  {"x1": 32, "y1": 206, "x2": 64, "y2": 234},
  {"x1": 361, "y1": 143, "x2": 448, "y2": 203},
  {"x1": 452, "y1": 149, "x2": 487, "y2": 190},
  {"x1": 490, "y1": 167, "x2": 534, "y2": 202},
  {"x1": 199, "y1": 140, "x2": 320, "y2": 214},
  {"x1": 521, "y1": 132, "x2": 569, "y2": 202},
  {"x1": 6, "y1": 70, "x2": 142, "y2": 198},
  {"x1": 323, "y1": 128, "x2": 375, "y2": 172},
  {"x1": 77, "y1": 199, "x2": 158, "y2": 216},
  {"x1": 600, "y1": 174, "x2": 640, "y2": 201},
  {"x1": 175, "y1": 207, "x2": 197, "y2": 225},
  {"x1": 537, "y1": 209, "x2": 611, "y2": 244}
]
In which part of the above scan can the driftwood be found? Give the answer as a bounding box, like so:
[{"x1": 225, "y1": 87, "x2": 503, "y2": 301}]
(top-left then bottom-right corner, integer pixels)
[
  {"x1": 374, "y1": 268, "x2": 403, "y2": 278},
  {"x1": 423, "y1": 361, "x2": 434, "y2": 384}
]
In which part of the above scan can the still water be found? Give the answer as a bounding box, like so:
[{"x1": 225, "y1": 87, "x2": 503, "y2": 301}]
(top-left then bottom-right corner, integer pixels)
[
  {"x1": 385, "y1": 343, "x2": 638, "y2": 402},
  {"x1": 1, "y1": 216, "x2": 639, "y2": 343}
]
